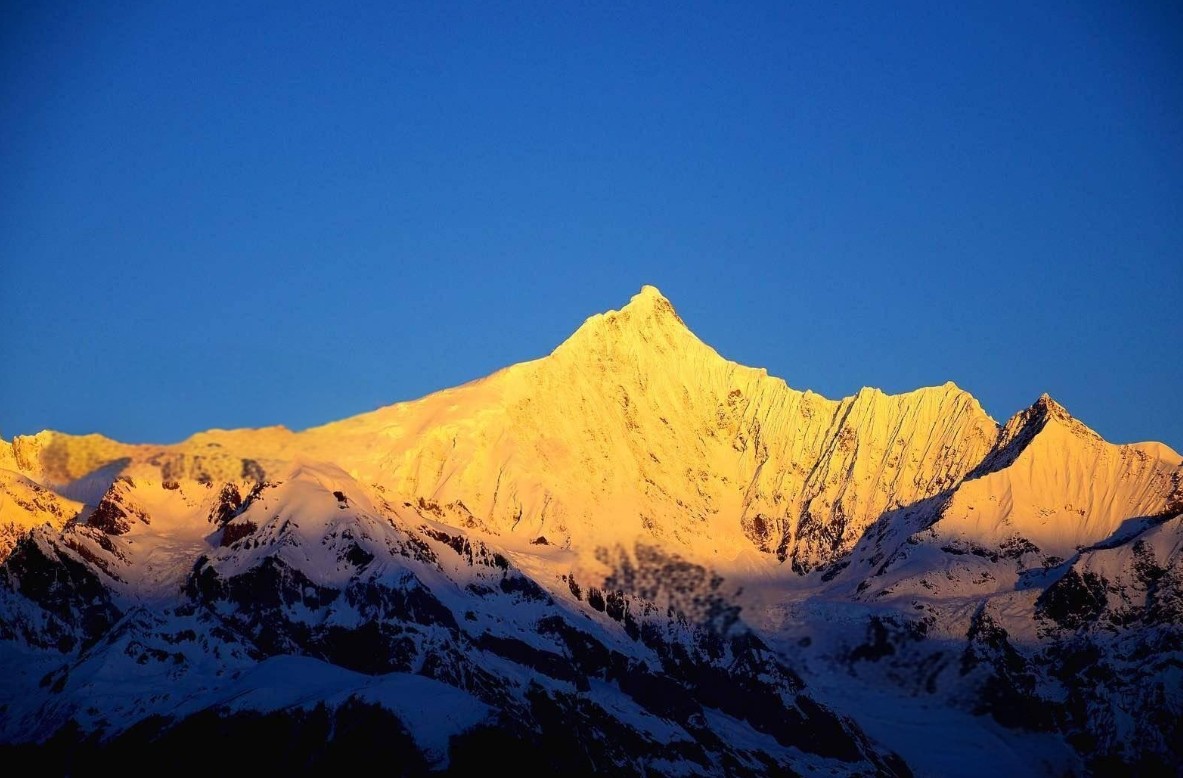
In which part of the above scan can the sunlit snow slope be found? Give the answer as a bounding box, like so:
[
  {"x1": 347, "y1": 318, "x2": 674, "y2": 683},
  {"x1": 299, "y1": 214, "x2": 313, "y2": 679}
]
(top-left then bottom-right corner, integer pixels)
[{"x1": 2, "y1": 286, "x2": 1071, "y2": 570}]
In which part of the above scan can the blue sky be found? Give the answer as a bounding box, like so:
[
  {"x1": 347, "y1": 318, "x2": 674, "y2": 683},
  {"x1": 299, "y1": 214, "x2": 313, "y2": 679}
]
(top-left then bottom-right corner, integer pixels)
[{"x1": 2, "y1": 1, "x2": 1180, "y2": 449}]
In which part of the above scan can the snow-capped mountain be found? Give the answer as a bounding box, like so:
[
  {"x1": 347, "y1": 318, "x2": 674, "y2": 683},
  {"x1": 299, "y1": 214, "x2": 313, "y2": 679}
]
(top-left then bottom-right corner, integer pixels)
[{"x1": 1, "y1": 287, "x2": 1179, "y2": 775}]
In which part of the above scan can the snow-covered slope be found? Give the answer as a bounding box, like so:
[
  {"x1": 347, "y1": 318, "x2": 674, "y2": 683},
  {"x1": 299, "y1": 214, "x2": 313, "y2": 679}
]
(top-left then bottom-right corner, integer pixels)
[
  {"x1": 0, "y1": 469, "x2": 80, "y2": 562},
  {"x1": 1, "y1": 286, "x2": 1179, "y2": 774},
  {"x1": 937, "y1": 395, "x2": 1181, "y2": 558},
  {"x1": 0, "y1": 465, "x2": 906, "y2": 775},
  {"x1": 758, "y1": 395, "x2": 1183, "y2": 775}
]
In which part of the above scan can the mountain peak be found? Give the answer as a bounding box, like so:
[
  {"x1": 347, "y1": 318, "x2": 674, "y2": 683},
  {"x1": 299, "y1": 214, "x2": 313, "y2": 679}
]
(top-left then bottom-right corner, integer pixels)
[
  {"x1": 1033, "y1": 392, "x2": 1067, "y2": 417},
  {"x1": 633, "y1": 283, "x2": 667, "y2": 302},
  {"x1": 1012, "y1": 391, "x2": 1090, "y2": 437},
  {"x1": 552, "y1": 285, "x2": 699, "y2": 361},
  {"x1": 967, "y1": 391, "x2": 1099, "y2": 479},
  {"x1": 619, "y1": 284, "x2": 683, "y2": 324},
  {"x1": 1027, "y1": 393, "x2": 1098, "y2": 439}
]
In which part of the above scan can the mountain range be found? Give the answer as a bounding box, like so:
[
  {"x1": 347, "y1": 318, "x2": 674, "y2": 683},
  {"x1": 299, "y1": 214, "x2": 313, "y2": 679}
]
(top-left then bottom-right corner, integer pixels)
[{"x1": 1, "y1": 286, "x2": 1179, "y2": 775}]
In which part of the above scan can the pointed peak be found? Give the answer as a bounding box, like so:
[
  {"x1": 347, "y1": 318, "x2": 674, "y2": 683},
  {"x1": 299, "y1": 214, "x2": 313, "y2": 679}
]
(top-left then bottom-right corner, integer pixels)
[
  {"x1": 1009, "y1": 391, "x2": 1081, "y2": 432},
  {"x1": 968, "y1": 391, "x2": 1101, "y2": 479},
  {"x1": 620, "y1": 284, "x2": 682, "y2": 323},
  {"x1": 1034, "y1": 392, "x2": 1063, "y2": 412},
  {"x1": 1029, "y1": 392, "x2": 1077, "y2": 425},
  {"x1": 1030, "y1": 392, "x2": 1106, "y2": 444},
  {"x1": 630, "y1": 284, "x2": 669, "y2": 304},
  {"x1": 553, "y1": 285, "x2": 698, "y2": 360}
]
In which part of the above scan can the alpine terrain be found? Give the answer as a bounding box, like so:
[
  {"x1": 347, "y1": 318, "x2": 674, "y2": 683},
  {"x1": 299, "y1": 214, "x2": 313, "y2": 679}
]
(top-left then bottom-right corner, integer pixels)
[{"x1": 1, "y1": 286, "x2": 1179, "y2": 775}]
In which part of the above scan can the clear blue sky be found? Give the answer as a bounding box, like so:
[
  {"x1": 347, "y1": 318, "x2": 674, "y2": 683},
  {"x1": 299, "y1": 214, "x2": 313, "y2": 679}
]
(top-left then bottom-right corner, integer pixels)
[{"x1": 2, "y1": 2, "x2": 1180, "y2": 450}]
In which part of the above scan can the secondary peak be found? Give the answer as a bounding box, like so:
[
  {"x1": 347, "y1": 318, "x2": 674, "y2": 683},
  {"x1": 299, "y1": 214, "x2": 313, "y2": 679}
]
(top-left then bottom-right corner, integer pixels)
[{"x1": 1031, "y1": 392, "x2": 1071, "y2": 421}]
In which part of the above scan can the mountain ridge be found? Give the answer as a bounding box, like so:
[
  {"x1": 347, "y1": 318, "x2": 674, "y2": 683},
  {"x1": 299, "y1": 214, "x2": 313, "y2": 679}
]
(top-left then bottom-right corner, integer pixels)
[
  {"x1": 2, "y1": 286, "x2": 1181, "y2": 774},
  {"x1": 1, "y1": 286, "x2": 1178, "y2": 573}
]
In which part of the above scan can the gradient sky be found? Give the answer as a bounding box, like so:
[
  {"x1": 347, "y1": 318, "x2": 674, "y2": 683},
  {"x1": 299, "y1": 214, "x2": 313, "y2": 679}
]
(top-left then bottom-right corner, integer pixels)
[{"x1": 2, "y1": 2, "x2": 1180, "y2": 450}]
